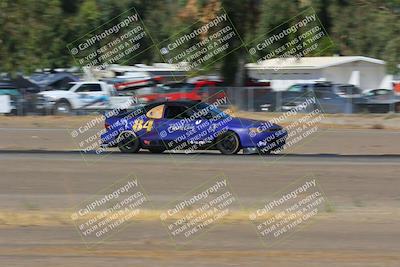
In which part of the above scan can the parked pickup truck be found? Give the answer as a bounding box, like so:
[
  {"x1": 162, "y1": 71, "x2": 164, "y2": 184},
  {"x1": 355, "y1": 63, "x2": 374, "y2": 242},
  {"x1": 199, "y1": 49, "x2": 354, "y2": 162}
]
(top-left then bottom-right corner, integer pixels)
[{"x1": 36, "y1": 81, "x2": 137, "y2": 114}]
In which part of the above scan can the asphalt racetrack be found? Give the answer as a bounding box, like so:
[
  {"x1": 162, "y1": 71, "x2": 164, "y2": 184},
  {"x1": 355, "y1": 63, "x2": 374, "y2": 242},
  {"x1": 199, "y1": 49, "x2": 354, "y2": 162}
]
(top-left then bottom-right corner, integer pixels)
[{"x1": 0, "y1": 121, "x2": 400, "y2": 266}]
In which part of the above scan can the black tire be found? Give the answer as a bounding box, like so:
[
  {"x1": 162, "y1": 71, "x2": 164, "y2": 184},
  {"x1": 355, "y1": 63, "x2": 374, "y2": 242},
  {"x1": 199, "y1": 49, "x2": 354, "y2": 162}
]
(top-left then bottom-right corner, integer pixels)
[
  {"x1": 148, "y1": 147, "x2": 165, "y2": 153},
  {"x1": 216, "y1": 131, "x2": 241, "y2": 155},
  {"x1": 118, "y1": 132, "x2": 140, "y2": 153},
  {"x1": 54, "y1": 100, "x2": 72, "y2": 115}
]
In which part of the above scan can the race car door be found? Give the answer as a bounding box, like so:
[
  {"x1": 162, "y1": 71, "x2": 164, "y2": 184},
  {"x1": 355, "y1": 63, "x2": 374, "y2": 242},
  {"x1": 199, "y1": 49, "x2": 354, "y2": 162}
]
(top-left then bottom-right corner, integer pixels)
[
  {"x1": 139, "y1": 103, "x2": 190, "y2": 150},
  {"x1": 159, "y1": 103, "x2": 197, "y2": 151}
]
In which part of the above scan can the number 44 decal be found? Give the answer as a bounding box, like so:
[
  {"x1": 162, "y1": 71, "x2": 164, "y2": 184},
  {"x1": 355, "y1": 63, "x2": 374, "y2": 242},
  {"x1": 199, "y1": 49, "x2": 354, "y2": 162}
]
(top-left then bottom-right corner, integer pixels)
[{"x1": 132, "y1": 119, "x2": 154, "y2": 132}]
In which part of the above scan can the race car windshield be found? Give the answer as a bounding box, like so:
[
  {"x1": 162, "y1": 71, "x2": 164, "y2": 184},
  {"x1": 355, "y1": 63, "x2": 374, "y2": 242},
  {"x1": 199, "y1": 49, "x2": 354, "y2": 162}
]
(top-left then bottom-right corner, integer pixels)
[{"x1": 194, "y1": 102, "x2": 230, "y2": 119}]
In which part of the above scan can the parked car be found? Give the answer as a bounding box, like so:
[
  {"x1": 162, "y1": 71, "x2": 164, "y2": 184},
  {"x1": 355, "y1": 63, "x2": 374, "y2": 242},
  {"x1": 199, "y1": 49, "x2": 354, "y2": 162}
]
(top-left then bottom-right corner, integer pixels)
[
  {"x1": 139, "y1": 81, "x2": 226, "y2": 103},
  {"x1": 36, "y1": 81, "x2": 136, "y2": 115},
  {"x1": 357, "y1": 89, "x2": 400, "y2": 113},
  {"x1": 0, "y1": 78, "x2": 38, "y2": 115},
  {"x1": 0, "y1": 81, "x2": 21, "y2": 115},
  {"x1": 260, "y1": 82, "x2": 362, "y2": 113}
]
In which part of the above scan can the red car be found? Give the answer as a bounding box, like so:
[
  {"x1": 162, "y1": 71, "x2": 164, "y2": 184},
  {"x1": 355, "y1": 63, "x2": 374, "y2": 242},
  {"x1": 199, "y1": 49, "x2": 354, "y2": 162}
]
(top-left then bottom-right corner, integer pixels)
[{"x1": 139, "y1": 81, "x2": 226, "y2": 103}]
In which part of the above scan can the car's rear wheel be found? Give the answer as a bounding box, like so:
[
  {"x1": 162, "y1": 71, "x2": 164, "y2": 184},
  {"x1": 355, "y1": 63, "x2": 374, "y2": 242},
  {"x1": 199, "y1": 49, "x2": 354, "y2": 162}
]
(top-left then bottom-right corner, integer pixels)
[
  {"x1": 217, "y1": 131, "x2": 241, "y2": 155},
  {"x1": 148, "y1": 147, "x2": 165, "y2": 153},
  {"x1": 117, "y1": 132, "x2": 140, "y2": 153}
]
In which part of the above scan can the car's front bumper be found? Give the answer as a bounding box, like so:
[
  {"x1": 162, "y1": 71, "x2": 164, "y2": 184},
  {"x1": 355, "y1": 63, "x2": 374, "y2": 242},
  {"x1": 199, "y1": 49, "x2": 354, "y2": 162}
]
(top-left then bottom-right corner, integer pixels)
[{"x1": 243, "y1": 128, "x2": 287, "y2": 152}]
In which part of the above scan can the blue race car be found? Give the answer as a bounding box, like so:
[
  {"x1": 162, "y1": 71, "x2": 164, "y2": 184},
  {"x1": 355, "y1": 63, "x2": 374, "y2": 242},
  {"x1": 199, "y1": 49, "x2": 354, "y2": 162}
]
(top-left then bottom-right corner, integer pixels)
[{"x1": 101, "y1": 100, "x2": 287, "y2": 155}]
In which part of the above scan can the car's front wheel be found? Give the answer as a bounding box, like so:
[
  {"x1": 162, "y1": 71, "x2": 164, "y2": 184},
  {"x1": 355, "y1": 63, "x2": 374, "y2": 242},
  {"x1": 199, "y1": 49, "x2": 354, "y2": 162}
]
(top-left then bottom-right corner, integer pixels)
[
  {"x1": 117, "y1": 132, "x2": 140, "y2": 153},
  {"x1": 216, "y1": 131, "x2": 241, "y2": 155},
  {"x1": 54, "y1": 100, "x2": 72, "y2": 115}
]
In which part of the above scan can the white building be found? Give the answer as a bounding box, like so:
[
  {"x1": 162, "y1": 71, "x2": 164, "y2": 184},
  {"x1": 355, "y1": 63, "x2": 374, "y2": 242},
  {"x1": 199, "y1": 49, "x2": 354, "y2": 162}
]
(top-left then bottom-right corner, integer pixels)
[{"x1": 246, "y1": 56, "x2": 390, "y2": 91}]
